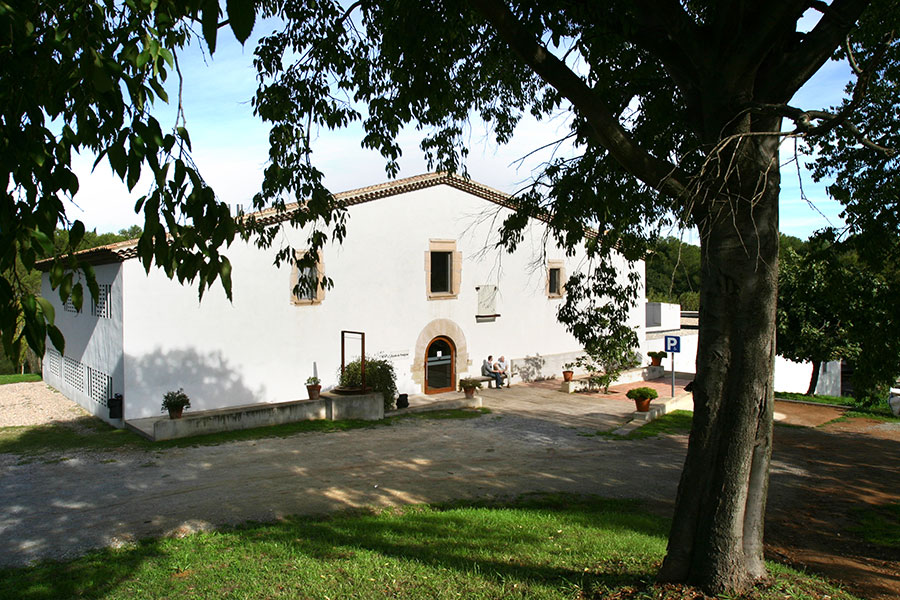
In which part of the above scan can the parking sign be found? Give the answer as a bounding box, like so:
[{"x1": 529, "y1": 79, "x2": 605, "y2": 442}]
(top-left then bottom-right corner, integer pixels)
[{"x1": 664, "y1": 335, "x2": 681, "y2": 353}]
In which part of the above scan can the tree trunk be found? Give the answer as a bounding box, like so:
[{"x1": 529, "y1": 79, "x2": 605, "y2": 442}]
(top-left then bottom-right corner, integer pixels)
[
  {"x1": 658, "y1": 132, "x2": 780, "y2": 594},
  {"x1": 806, "y1": 360, "x2": 821, "y2": 395}
]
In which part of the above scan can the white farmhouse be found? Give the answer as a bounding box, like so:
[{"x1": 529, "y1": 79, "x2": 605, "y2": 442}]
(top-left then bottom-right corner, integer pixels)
[{"x1": 41, "y1": 172, "x2": 645, "y2": 426}]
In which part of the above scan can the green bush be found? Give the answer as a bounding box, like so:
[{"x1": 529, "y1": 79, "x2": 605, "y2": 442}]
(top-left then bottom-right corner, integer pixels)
[
  {"x1": 626, "y1": 387, "x2": 659, "y2": 401},
  {"x1": 339, "y1": 356, "x2": 397, "y2": 410}
]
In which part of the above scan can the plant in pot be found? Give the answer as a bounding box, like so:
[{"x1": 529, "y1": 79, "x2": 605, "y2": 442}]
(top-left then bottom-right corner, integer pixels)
[
  {"x1": 458, "y1": 377, "x2": 483, "y2": 399},
  {"x1": 562, "y1": 361, "x2": 576, "y2": 382},
  {"x1": 306, "y1": 376, "x2": 321, "y2": 400},
  {"x1": 648, "y1": 351, "x2": 667, "y2": 367},
  {"x1": 626, "y1": 386, "x2": 658, "y2": 412},
  {"x1": 161, "y1": 388, "x2": 191, "y2": 419}
]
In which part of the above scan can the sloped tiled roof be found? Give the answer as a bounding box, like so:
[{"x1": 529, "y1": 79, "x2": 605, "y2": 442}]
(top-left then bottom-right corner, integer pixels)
[
  {"x1": 38, "y1": 172, "x2": 526, "y2": 267},
  {"x1": 248, "y1": 171, "x2": 519, "y2": 227}
]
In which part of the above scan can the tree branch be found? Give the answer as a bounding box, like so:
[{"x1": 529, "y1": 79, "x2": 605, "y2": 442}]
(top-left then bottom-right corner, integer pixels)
[
  {"x1": 762, "y1": 0, "x2": 872, "y2": 99},
  {"x1": 466, "y1": 0, "x2": 687, "y2": 198}
]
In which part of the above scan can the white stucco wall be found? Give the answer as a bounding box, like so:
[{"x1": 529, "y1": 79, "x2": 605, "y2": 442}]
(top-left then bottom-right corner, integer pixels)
[
  {"x1": 41, "y1": 263, "x2": 124, "y2": 424},
  {"x1": 119, "y1": 184, "x2": 644, "y2": 419},
  {"x1": 645, "y1": 302, "x2": 681, "y2": 331}
]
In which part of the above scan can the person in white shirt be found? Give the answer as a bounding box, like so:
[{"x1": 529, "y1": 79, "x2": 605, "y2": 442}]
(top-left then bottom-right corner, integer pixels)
[{"x1": 494, "y1": 356, "x2": 510, "y2": 387}]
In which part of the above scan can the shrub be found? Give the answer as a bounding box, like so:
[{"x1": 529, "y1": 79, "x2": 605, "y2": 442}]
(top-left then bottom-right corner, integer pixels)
[
  {"x1": 626, "y1": 387, "x2": 659, "y2": 401},
  {"x1": 161, "y1": 388, "x2": 191, "y2": 412},
  {"x1": 647, "y1": 351, "x2": 667, "y2": 360},
  {"x1": 305, "y1": 376, "x2": 320, "y2": 386},
  {"x1": 458, "y1": 378, "x2": 483, "y2": 391},
  {"x1": 339, "y1": 355, "x2": 397, "y2": 410}
]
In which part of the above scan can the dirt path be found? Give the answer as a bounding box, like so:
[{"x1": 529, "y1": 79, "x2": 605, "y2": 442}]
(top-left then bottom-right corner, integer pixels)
[
  {"x1": 1, "y1": 383, "x2": 898, "y2": 598},
  {"x1": 766, "y1": 418, "x2": 900, "y2": 600}
]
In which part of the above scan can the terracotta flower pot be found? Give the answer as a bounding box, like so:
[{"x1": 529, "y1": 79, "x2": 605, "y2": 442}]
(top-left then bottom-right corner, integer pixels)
[
  {"x1": 563, "y1": 370, "x2": 574, "y2": 382},
  {"x1": 168, "y1": 407, "x2": 184, "y2": 419},
  {"x1": 650, "y1": 357, "x2": 662, "y2": 367},
  {"x1": 634, "y1": 398, "x2": 652, "y2": 412},
  {"x1": 307, "y1": 384, "x2": 321, "y2": 400},
  {"x1": 463, "y1": 386, "x2": 476, "y2": 399}
]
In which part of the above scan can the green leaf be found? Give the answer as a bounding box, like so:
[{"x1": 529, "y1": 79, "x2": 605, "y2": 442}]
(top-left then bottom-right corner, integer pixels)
[
  {"x1": 71, "y1": 282, "x2": 84, "y2": 311},
  {"x1": 47, "y1": 325, "x2": 65, "y2": 354},
  {"x1": 201, "y1": 0, "x2": 220, "y2": 53},
  {"x1": 69, "y1": 220, "x2": 85, "y2": 249},
  {"x1": 37, "y1": 297, "x2": 56, "y2": 326},
  {"x1": 227, "y1": 0, "x2": 255, "y2": 44}
]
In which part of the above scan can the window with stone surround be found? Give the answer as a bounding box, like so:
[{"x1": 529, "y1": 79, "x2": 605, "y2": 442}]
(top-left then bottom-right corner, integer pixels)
[
  {"x1": 547, "y1": 260, "x2": 565, "y2": 298},
  {"x1": 290, "y1": 251, "x2": 325, "y2": 305},
  {"x1": 425, "y1": 240, "x2": 461, "y2": 300}
]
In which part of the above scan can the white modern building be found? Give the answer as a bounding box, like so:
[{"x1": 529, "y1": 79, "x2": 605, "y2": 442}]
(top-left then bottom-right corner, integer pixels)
[
  {"x1": 644, "y1": 302, "x2": 842, "y2": 395},
  {"x1": 41, "y1": 173, "x2": 645, "y2": 426}
]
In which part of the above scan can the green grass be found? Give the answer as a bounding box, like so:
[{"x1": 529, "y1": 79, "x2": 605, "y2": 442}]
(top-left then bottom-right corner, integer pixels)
[
  {"x1": 775, "y1": 391, "x2": 900, "y2": 422},
  {"x1": 775, "y1": 391, "x2": 856, "y2": 406},
  {"x1": 0, "y1": 373, "x2": 42, "y2": 385},
  {"x1": 0, "y1": 494, "x2": 860, "y2": 600},
  {"x1": 585, "y1": 410, "x2": 694, "y2": 440},
  {"x1": 0, "y1": 408, "x2": 490, "y2": 457},
  {"x1": 852, "y1": 502, "x2": 900, "y2": 549}
]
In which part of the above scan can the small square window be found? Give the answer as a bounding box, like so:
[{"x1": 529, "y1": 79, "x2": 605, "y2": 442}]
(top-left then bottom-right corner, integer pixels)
[
  {"x1": 547, "y1": 261, "x2": 565, "y2": 298},
  {"x1": 290, "y1": 251, "x2": 325, "y2": 305},
  {"x1": 549, "y1": 268, "x2": 561, "y2": 296}
]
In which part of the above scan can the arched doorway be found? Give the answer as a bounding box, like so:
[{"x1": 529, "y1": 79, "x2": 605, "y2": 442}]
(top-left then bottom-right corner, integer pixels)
[{"x1": 425, "y1": 336, "x2": 455, "y2": 394}]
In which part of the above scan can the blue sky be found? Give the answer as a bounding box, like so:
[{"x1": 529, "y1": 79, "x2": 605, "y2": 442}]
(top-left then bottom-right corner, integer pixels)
[{"x1": 68, "y1": 17, "x2": 852, "y2": 243}]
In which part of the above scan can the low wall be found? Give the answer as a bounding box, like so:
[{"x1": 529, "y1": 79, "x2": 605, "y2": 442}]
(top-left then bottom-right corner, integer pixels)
[{"x1": 149, "y1": 392, "x2": 383, "y2": 441}]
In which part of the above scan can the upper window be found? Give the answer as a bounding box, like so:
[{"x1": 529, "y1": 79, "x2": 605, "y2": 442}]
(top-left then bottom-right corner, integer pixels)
[
  {"x1": 426, "y1": 240, "x2": 461, "y2": 300},
  {"x1": 290, "y1": 251, "x2": 325, "y2": 305},
  {"x1": 547, "y1": 260, "x2": 565, "y2": 298}
]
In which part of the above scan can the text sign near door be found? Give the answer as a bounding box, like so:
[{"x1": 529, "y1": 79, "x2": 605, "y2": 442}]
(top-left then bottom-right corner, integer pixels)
[
  {"x1": 664, "y1": 335, "x2": 681, "y2": 353},
  {"x1": 664, "y1": 335, "x2": 680, "y2": 397}
]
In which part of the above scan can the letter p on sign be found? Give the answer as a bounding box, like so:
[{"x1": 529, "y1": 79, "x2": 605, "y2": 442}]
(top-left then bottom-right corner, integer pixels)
[{"x1": 664, "y1": 335, "x2": 681, "y2": 353}]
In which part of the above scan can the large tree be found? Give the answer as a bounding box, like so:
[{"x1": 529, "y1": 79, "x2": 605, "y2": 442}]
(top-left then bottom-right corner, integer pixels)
[{"x1": 4, "y1": 0, "x2": 899, "y2": 595}]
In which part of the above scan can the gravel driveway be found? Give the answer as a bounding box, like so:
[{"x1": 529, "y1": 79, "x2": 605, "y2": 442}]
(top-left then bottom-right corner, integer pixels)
[
  {"x1": 0, "y1": 382, "x2": 688, "y2": 568},
  {"x1": 3, "y1": 382, "x2": 898, "y2": 600}
]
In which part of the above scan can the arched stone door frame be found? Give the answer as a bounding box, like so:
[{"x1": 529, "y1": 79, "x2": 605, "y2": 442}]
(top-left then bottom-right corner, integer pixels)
[
  {"x1": 412, "y1": 319, "x2": 469, "y2": 393},
  {"x1": 424, "y1": 336, "x2": 456, "y2": 394}
]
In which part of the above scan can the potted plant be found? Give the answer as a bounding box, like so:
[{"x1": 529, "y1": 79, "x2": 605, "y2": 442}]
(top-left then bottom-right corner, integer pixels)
[
  {"x1": 562, "y1": 361, "x2": 575, "y2": 382},
  {"x1": 306, "y1": 376, "x2": 321, "y2": 400},
  {"x1": 626, "y1": 386, "x2": 658, "y2": 412},
  {"x1": 161, "y1": 388, "x2": 191, "y2": 419},
  {"x1": 458, "y1": 377, "x2": 483, "y2": 399},
  {"x1": 648, "y1": 351, "x2": 667, "y2": 367}
]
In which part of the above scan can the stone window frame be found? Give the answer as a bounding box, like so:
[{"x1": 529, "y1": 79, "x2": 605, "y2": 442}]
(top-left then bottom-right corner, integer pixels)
[
  {"x1": 290, "y1": 250, "x2": 325, "y2": 306},
  {"x1": 547, "y1": 260, "x2": 565, "y2": 298},
  {"x1": 425, "y1": 239, "x2": 461, "y2": 300}
]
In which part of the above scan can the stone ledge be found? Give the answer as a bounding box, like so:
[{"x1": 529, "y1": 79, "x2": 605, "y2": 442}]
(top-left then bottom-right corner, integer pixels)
[
  {"x1": 385, "y1": 395, "x2": 482, "y2": 417},
  {"x1": 126, "y1": 392, "x2": 384, "y2": 442},
  {"x1": 559, "y1": 365, "x2": 665, "y2": 393}
]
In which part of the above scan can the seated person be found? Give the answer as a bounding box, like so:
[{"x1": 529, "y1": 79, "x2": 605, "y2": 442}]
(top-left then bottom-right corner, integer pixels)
[
  {"x1": 494, "y1": 356, "x2": 510, "y2": 387},
  {"x1": 481, "y1": 355, "x2": 504, "y2": 389}
]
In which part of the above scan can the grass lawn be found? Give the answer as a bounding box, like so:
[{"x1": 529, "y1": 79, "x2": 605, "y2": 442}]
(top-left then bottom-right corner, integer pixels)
[
  {"x1": 0, "y1": 373, "x2": 42, "y2": 385},
  {"x1": 0, "y1": 408, "x2": 490, "y2": 457},
  {"x1": 0, "y1": 495, "x2": 860, "y2": 600},
  {"x1": 582, "y1": 410, "x2": 694, "y2": 440},
  {"x1": 775, "y1": 391, "x2": 900, "y2": 422}
]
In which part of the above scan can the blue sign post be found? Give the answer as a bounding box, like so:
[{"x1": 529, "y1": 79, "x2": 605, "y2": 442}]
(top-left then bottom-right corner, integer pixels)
[{"x1": 664, "y1": 336, "x2": 681, "y2": 397}]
